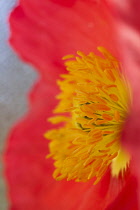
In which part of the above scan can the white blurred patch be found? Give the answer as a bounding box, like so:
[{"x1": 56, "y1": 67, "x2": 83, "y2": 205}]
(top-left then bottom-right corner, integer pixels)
[{"x1": 0, "y1": 1, "x2": 37, "y2": 209}]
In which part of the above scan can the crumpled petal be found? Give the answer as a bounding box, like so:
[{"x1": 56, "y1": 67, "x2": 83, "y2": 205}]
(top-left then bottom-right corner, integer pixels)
[{"x1": 5, "y1": 0, "x2": 139, "y2": 209}]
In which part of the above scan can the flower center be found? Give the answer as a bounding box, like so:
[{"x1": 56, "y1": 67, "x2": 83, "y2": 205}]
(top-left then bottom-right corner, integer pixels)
[{"x1": 45, "y1": 47, "x2": 131, "y2": 185}]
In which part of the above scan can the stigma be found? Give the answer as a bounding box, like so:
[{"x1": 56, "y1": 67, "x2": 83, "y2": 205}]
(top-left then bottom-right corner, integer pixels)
[{"x1": 45, "y1": 47, "x2": 131, "y2": 185}]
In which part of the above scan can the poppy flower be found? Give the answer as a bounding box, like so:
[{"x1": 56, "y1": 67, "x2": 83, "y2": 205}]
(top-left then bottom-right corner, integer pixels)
[{"x1": 5, "y1": 0, "x2": 140, "y2": 209}]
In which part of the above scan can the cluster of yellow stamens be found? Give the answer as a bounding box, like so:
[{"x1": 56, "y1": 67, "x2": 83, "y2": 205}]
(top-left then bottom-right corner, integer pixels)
[{"x1": 45, "y1": 47, "x2": 131, "y2": 185}]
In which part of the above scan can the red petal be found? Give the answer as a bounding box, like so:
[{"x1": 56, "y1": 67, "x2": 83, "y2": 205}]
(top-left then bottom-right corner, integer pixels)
[
  {"x1": 9, "y1": 0, "x2": 117, "y2": 83},
  {"x1": 106, "y1": 175, "x2": 138, "y2": 210},
  {"x1": 5, "y1": 80, "x2": 58, "y2": 209}
]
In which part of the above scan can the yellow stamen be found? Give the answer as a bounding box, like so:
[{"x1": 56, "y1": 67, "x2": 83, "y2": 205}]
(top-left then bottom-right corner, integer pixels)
[
  {"x1": 45, "y1": 47, "x2": 131, "y2": 185},
  {"x1": 62, "y1": 54, "x2": 75, "y2": 60}
]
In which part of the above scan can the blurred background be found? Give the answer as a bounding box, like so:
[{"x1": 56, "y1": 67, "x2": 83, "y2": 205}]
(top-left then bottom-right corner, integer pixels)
[{"x1": 0, "y1": 1, "x2": 37, "y2": 209}]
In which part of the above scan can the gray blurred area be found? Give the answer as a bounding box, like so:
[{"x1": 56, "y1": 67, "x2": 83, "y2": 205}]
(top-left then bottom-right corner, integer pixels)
[{"x1": 0, "y1": 1, "x2": 37, "y2": 209}]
